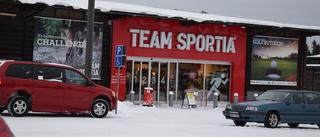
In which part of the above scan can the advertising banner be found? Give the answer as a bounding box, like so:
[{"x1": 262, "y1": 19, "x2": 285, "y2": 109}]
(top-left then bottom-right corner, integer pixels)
[
  {"x1": 250, "y1": 36, "x2": 298, "y2": 86},
  {"x1": 33, "y1": 17, "x2": 103, "y2": 80}
]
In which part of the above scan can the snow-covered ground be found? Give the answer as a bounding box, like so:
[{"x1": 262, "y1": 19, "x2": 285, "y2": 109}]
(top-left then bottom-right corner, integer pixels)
[{"x1": 2, "y1": 101, "x2": 319, "y2": 137}]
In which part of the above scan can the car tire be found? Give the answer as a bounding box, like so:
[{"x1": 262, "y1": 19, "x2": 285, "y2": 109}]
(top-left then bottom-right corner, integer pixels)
[
  {"x1": 7, "y1": 96, "x2": 30, "y2": 117},
  {"x1": 264, "y1": 111, "x2": 279, "y2": 128},
  {"x1": 288, "y1": 123, "x2": 299, "y2": 128},
  {"x1": 317, "y1": 124, "x2": 320, "y2": 129},
  {"x1": 91, "y1": 99, "x2": 109, "y2": 118},
  {"x1": 233, "y1": 120, "x2": 247, "y2": 126}
]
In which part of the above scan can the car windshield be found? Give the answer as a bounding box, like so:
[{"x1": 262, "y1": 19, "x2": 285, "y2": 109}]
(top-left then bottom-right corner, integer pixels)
[{"x1": 255, "y1": 90, "x2": 292, "y2": 101}]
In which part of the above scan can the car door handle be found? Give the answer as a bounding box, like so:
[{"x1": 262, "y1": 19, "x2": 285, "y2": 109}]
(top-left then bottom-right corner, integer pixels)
[{"x1": 66, "y1": 85, "x2": 71, "y2": 89}]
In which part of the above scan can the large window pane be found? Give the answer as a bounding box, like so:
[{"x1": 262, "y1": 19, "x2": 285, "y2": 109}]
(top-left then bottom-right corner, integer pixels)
[
  {"x1": 169, "y1": 63, "x2": 177, "y2": 99},
  {"x1": 205, "y1": 65, "x2": 230, "y2": 101},
  {"x1": 133, "y1": 61, "x2": 141, "y2": 101},
  {"x1": 151, "y1": 62, "x2": 159, "y2": 101},
  {"x1": 159, "y1": 63, "x2": 168, "y2": 101},
  {"x1": 178, "y1": 63, "x2": 204, "y2": 100},
  {"x1": 126, "y1": 61, "x2": 133, "y2": 96}
]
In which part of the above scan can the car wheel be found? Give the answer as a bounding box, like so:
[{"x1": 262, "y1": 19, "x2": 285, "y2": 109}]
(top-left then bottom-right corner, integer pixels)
[
  {"x1": 233, "y1": 120, "x2": 247, "y2": 126},
  {"x1": 7, "y1": 96, "x2": 30, "y2": 117},
  {"x1": 288, "y1": 123, "x2": 299, "y2": 128},
  {"x1": 91, "y1": 99, "x2": 109, "y2": 118},
  {"x1": 264, "y1": 111, "x2": 279, "y2": 128},
  {"x1": 317, "y1": 124, "x2": 320, "y2": 129}
]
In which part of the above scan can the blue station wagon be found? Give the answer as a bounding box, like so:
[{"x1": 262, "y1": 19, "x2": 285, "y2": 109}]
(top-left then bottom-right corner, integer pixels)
[{"x1": 223, "y1": 90, "x2": 320, "y2": 128}]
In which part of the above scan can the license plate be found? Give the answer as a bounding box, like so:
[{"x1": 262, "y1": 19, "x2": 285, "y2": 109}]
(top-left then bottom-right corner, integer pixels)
[{"x1": 229, "y1": 111, "x2": 240, "y2": 118}]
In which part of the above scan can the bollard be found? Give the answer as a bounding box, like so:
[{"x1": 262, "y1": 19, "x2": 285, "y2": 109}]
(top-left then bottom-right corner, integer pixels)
[
  {"x1": 213, "y1": 92, "x2": 218, "y2": 108},
  {"x1": 234, "y1": 93, "x2": 238, "y2": 103},
  {"x1": 169, "y1": 91, "x2": 174, "y2": 107},
  {"x1": 130, "y1": 91, "x2": 135, "y2": 102},
  {"x1": 254, "y1": 93, "x2": 259, "y2": 98}
]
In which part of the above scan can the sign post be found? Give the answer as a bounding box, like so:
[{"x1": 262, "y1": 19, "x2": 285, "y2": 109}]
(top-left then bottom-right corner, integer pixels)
[{"x1": 114, "y1": 45, "x2": 126, "y2": 114}]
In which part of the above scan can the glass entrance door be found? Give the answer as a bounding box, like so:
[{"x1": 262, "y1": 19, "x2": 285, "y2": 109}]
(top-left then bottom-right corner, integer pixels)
[
  {"x1": 159, "y1": 62, "x2": 168, "y2": 102},
  {"x1": 129, "y1": 61, "x2": 169, "y2": 103},
  {"x1": 132, "y1": 61, "x2": 150, "y2": 102},
  {"x1": 150, "y1": 62, "x2": 159, "y2": 102},
  {"x1": 151, "y1": 62, "x2": 169, "y2": 103},
  {"x1": 126, "y1": 58, "x2": 231, "y2": 103}
]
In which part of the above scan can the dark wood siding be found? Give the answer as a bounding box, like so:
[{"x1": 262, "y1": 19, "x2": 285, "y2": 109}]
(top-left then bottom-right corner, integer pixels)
[
  {"x1": 304, "y1": 68, "x2": 320, "y2": 91},
  {"x1": 0, "y1": 15, "x2": 22, "y2": 60}
]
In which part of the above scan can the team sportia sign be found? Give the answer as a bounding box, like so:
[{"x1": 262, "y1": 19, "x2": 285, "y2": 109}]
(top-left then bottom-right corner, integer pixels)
[{"x1": 129, "y1": 29, "x2": 237, "y2": 53}]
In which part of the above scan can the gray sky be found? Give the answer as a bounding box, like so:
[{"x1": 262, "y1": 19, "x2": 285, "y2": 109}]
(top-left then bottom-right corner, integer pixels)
[{"x1": 100, "y1": 0, "x2": 320, "y2": 46}]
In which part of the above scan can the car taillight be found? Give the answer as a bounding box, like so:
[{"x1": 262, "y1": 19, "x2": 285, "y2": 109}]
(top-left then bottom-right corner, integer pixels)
[{"x1": 0, "y1": 78, "x2": 2, "y2": 85}]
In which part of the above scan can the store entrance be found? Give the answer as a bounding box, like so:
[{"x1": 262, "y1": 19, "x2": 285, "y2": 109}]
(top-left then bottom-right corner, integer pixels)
[
  {"x1": 126, "y1": 58, "x2": 231, "y2": 104},
  {"x1": 127, "y1": 61, "x2": 171, "y2": 103}
]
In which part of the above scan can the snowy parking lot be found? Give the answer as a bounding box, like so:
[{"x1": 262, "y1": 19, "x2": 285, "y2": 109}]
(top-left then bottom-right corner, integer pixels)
[{"x1": 2, "y1": 101, "x2": 320, "y2": 137}]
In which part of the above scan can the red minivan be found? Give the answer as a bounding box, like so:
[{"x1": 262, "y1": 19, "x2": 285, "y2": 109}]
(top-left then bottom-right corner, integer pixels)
[{"x1": 0, "y1": 60, "x2": 117, "y2": 118}]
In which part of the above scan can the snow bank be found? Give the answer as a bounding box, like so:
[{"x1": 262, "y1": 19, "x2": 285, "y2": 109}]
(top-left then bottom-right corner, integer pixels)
[{"x1": 2, "y1": 101, "x2": 320, "y2": 137}]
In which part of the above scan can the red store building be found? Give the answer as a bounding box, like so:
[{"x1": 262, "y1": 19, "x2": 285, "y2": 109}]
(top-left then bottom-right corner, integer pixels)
[{"x1": 111, "y1": 17, "x2": 247, "y2": 102}]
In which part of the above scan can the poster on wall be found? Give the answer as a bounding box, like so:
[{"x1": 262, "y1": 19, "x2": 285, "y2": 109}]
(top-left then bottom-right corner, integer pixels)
[
  {"x1": 33, "y1": 17, "x2": 103, "y2": 80},
  {"x1": 250, "y1": 35, "x2": 298, "y2": 86}
]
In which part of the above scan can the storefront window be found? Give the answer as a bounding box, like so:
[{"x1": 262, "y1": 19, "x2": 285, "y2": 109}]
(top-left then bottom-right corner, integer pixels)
[
  {"x1": 169, "y1": 63, "x2": 177, "y2": 100},
  {"x1": 133, "y1": 61, "x2": 141, "y2": 101},
  {"x1": 177, "y1": 63, "x2": 204, "y2": 100},
  {"x1": 151, "y1": 62, "x2": 159, "y2": 101},
  {"x1": 159, "y1": 63, "x2": 168, "y2": 101},
  {"x1": 126, "y1": 61, "x2": 133, "y2": 96},
  {"x1": 205, "y1": 65, "x2": 230, "y2": 101},
  {"x1": 141, "y1": 62, "x2": 149, "y2": 88},
  {"x1": 126, "y1": 59, "x2": 230, "y2": 102}
]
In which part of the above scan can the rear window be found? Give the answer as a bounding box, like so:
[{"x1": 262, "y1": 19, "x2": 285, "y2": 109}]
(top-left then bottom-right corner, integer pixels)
[
  {"x1": 5, "y1": 64, "x2": 34, "y2": 79},
  {"x1": 306, "y1": 93, "x2": 320, "y2": 104}
]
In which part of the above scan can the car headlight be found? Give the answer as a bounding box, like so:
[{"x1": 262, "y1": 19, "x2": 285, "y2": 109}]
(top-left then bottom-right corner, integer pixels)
[
  {"x1": 111, "y1": 91, "x2": 116, "y2": 97},
  {"x1": 246, "y1": 106, "x2": 258, "y2": 111},
  {"x1": 226, "y1": 105, "x2": 232, "y2": 110}
]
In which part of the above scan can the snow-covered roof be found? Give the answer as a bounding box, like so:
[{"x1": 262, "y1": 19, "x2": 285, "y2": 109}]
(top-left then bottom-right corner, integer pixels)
[
  {"x1": 17, "y1": 0, "x2": 320, "y2": 32},
  {"x1": 307, "y1": 54, "x2": 320, "y2": 58},
  {"x1": 307, "y1": 64, "x2": 320, "y2": 67}
]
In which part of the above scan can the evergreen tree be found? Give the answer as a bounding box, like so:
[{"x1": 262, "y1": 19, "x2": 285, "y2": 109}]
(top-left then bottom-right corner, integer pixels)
[
  {"x1": 306, "y1": 44, "x2": 312, "y2": 55},
  {"x1": 311, "y1": 40, "x2": 320, "y2": 55}
]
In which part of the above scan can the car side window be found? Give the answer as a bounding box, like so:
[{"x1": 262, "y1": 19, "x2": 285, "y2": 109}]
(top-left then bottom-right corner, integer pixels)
[
  {"x1": 306, "y1": 93, "x2": 320, "y2": 105},
  {"x1": 65, "y1": 69, "x2": 88, "y2": 85},
  {"x1": 5, "y1": 64, "x2": 33, "y2": 79},
  {"x1": 37, "y1": 65, "x2": 63, "y2": 82},
  {"x1": 290, "y1": 92, "x2": 305, "y2": 104}
]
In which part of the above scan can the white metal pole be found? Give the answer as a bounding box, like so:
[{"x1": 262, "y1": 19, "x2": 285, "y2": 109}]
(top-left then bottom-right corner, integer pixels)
[{"x1": 115, "y1": 67, "x2": 120, "y2": 114}]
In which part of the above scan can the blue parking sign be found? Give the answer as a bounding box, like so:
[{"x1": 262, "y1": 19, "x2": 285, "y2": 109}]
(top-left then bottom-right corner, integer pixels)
[
  {"x1": 115, "y1": 56, "x2": 123, "y2": 67},
  {"x1": 116, "y1": 45, "x2": 126, "y2": 56},
  {"x1": 115, "y1": 45, "x2": 126, "y2": 67}
]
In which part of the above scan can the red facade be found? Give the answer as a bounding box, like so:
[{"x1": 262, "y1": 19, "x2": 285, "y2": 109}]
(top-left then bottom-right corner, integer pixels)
[{"x1": 111, "y1": 17, "x2": 247, "y2": 102}]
